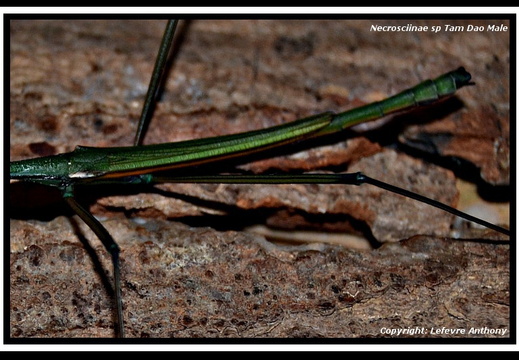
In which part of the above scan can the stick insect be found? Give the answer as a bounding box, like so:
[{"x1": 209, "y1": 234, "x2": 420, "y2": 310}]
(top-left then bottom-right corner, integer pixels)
[{"x1": 10, "y1": 19, "x2": 510, "y2": 338}]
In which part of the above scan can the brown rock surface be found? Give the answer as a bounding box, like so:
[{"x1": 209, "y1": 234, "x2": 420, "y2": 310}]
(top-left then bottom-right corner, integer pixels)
[{"x1": 9, "y1": 19, "x2": 510, "y2": 339}]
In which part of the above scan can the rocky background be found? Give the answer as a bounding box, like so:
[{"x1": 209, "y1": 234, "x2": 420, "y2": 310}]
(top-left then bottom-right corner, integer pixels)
[{"x1": 9, "y1": 19, "x2": 510, "y2": 339}]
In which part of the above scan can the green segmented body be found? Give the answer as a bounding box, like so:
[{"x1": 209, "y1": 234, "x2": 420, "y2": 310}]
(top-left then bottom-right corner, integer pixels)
[{"x1": 10, "y1": 67, "x2": 472, "y2": 187}]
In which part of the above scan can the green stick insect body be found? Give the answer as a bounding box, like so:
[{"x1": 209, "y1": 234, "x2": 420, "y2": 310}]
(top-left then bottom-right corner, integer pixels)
[
  {"x1": 10, "y1": 20, "x2": 509, "y2": 338},
  {"x1": 10, "y1": 64, "x2": 473, "y2": 183}
]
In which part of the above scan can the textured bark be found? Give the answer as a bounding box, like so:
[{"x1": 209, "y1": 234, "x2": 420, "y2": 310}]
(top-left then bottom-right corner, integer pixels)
[
  {"x1": 10, "y1": 219, "x2": 510, "y2": 338},
  {"x1": 9, "y1": 18, "x2": 510, "y2": 339}
]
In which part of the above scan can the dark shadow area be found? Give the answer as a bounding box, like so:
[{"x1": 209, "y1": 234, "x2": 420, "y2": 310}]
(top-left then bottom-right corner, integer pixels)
[
  {"x1": 361, "y1": 96, "x2": 467, "y2": 148},
  {"x1": 9, "y1": 175, "x2": 381, "y2": 249},
  {"x1": 399, "y1": 144, "x2": 511, "y2": 203},
  {"x1": 68, "y1": 215, "x2": 117, "y2": 304},
  {"x1": 356, "y1": 97, "x2": 511, "y2": 204},
  {"x1": 9, "y1": 182, "x2": 72, "y2": 220},
  {"x1": 150, "y1": 188, "x2": 381, "y2": 249}
]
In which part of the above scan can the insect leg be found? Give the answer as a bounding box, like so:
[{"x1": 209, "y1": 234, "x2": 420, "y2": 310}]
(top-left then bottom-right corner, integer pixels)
[
  {"x1": 134, "y1": 19, "x2": 179, "y2": 146},
  {"x1": 63, "y1": 187, "x2": 124, "y2": 338}
]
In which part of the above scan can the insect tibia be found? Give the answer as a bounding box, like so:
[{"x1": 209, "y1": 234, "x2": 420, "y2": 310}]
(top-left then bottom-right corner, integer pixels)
[{"x1": 358, "y1": 173, "x2": 510, "y2": 236}]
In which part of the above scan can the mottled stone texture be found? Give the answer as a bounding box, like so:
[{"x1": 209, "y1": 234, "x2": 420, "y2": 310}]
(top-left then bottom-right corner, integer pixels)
[
  {"x1": 10, "y1": 218, "x2": 510, "y2": 338},
  {"x1": 9, "y1": 19, "x2": 510, "y2": 339}
]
